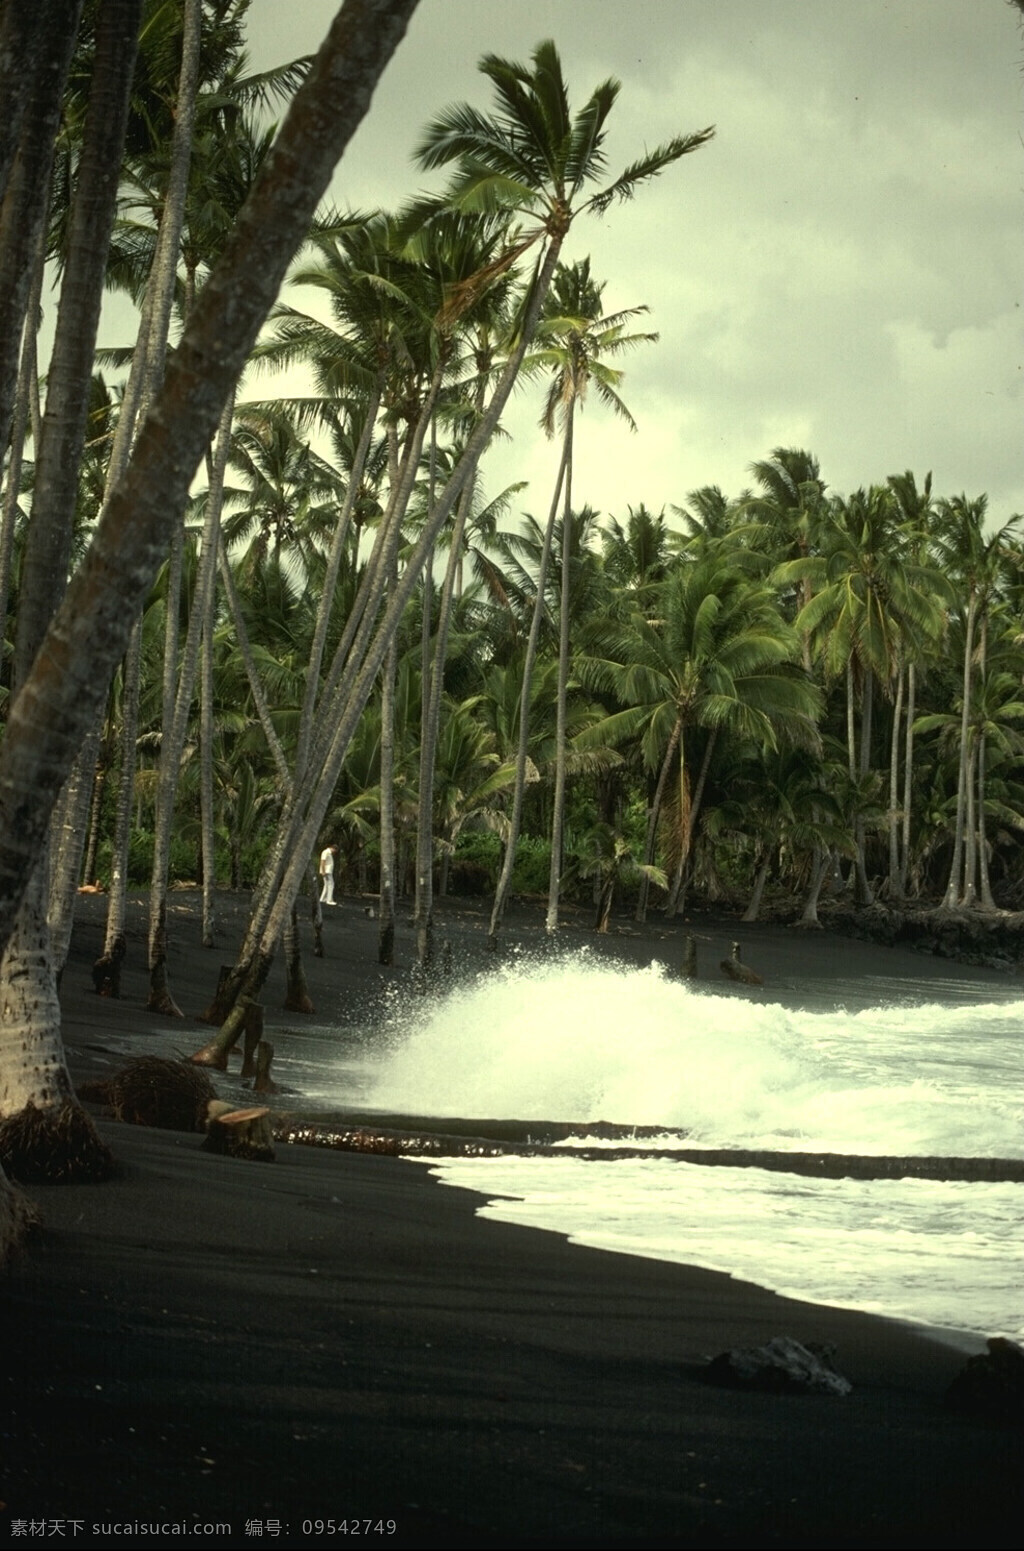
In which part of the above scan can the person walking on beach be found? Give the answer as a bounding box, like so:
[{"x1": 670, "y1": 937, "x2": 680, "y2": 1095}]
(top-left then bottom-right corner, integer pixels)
[{"x1": 318, "y1": 843, "x2": 338, "y2": 905}]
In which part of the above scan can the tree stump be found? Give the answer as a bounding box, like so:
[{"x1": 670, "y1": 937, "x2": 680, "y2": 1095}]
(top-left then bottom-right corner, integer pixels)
[
  {"x1": 682, "y1": 935, "x2": 698, "y2": 978},
  {"x1": 203, "y1": 1102, "x2": 274, "y2": 1162}
]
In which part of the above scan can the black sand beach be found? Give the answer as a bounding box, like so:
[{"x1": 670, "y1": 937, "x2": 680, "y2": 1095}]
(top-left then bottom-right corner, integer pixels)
[{"x1": 2, "y1": 892, "x2": 1020, "y2": 1549}]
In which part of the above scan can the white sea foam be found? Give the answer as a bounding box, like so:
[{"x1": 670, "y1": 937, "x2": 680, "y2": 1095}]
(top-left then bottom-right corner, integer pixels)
[{"x1": 359, "y1": 949, "x2": 1023, "y2": 1341}]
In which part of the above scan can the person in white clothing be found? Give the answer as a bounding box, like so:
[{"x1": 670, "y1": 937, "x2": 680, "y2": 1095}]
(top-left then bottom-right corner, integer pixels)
[{"x1": 318, "y1": 843, "x2": 338, "y2": 905}]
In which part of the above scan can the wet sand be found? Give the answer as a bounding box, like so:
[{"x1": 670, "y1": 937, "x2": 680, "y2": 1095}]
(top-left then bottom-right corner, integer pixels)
[{"x1": 1, "y1": 890, "x2": 1020, "y2": 1548}]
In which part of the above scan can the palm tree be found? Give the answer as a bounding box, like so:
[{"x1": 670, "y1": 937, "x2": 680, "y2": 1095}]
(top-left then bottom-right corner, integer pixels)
[
  {"x1": 519, "y1": 258, "x2": 658, "y2": 933},
  {"x1": 1, "y1": 0, "x2": 141, "y2": 1184},
  {"x1": 779, "y1": 486, "x2": 949, "y2": 904},
  {"x1": 210, "y1": 39, "x2": 713, "y2": 996},
  {"x1": 933, "y1": 496, "x2": 1023, "y2": 909},
  {"x1": 0, "y1": 0, "x2": 423, "y2": 1208},
  {"x1": 578, "y1": 555, "x2": 821, "y2": 921}
]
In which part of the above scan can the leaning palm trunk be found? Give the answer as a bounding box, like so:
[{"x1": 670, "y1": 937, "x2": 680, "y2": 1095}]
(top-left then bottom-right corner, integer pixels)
[
  {"x1": 546, "y1": 411, "x2": 575, "y2": 935},
  {"x1": 220, "y1": 239, "x2": 569, "y2": 1009},
  {"x1": 489, "y1": 434, "x2": 570, "y2": 949}
]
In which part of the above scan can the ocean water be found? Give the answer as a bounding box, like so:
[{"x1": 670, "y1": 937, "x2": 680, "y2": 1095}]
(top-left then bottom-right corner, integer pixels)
[{"x1": 330, "y1": 950, "x2": 1024, "y2": 1347}]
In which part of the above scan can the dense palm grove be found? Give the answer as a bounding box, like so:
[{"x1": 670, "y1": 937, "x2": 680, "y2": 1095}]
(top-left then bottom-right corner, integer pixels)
[{"x1": 0, "y1": 1, "x2": 1021, "y2": 1203}]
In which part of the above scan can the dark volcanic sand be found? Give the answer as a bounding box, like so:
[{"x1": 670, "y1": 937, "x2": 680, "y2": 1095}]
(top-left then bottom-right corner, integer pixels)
[{"x1": 1, "y1": 890, "x2": 1020, "y2": 1550}]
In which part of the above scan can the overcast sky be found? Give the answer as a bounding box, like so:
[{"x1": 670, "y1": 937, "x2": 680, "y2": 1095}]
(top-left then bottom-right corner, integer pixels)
[{"x1": 243, "y1": 0, "x2": 1023, "y2": 529}]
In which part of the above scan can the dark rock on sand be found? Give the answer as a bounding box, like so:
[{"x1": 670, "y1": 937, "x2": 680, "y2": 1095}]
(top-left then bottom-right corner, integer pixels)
[
  {"x1": 705, "y1": 1335, "x2": 853, "y2": 1396},
  {"x1": 946, "y1": 1337, "x2": 1024, "y2": 1424}
]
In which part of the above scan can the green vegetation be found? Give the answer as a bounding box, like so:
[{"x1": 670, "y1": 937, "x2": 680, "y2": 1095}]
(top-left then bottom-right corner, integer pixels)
[{"x1": 0, "y1": 2, "x2": 1021, "y2": 1194}]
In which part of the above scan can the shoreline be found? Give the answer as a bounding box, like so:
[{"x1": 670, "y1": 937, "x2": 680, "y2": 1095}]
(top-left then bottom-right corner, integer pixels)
[{"x1": 2, "y1": 889, "x2": 1020, "y2": 1547}]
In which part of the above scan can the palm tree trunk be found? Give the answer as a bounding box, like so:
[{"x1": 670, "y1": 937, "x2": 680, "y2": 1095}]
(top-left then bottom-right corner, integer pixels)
[
  {"x1": 293, "y1": 378, "x2": 382, "y2": 784},
  {"x1": 200, "y1": 605, "x2": 217, "y2": 948},
  {"x1": 378, "y1": 581, "x2": 398, "y2": 967},
  {"x1": 741, "y1": 854, "x2": 771, "y2": 923},
  {"x1": 977, "y1": 725, "x2": 996, "y2": 910},
  {"x1": 0, "y1": 0, "x2": 139, "y2": 1176},
  {"x1": 0, "y1": 1, "x2": 80, "y2": 458},
  {"x1": 800, "y1": 848, "x2": 830, "y2": 927},
  {"x1": 665, "y1": 727, "x2": 717, "y2": 919},
  {"x1": 888, "y1": 654, "x2": 904, "y2": 896},
  {"x1": 489, "y1": 433, "x2": 569, "y2": 947},
  {"x1": 100, "y1": 617, "x2": 143, "y2": 979},
  {"x1": 0, "y1": 225, "x2": 46, "y2": 637},
  {"x1": 47, "y1": 727, "x2": 101, "y2": 978},
  {"x1": 943, "y1": 591, "x2": 977, "y2": 910},
  {"x1": 414, "y1": 415, "x2": 438, "y2": 972},
  {"x1": 546, "y1": 409, "x2": 575, "y2": 935},
  {"x1": 283, "y1": 906, "x2": 314, "y2": 1012},
  {"x1": 636, "y1": 713, "x2": 684, "y2": 924},
  {"x1": 900, "y1": 661, "x2": 916, "y2": 897},
  {"x1": 961, "y1": 737, "x2": 978, "y2": 909},
  {"x1": 147, "y1": 393, "x2": 232, "y2": 1013}
]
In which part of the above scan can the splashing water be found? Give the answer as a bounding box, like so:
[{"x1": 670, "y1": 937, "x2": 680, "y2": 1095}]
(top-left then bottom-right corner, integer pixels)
[
  {"x1": 354, "y1": 950, "x2": 1023, "y2": 1343},
  {"x1": 364, "y1": 952, "x2": 1023, "y2": 1158}
]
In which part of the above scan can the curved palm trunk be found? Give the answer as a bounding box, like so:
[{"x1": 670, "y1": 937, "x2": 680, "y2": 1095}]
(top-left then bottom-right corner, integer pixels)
[
  {"x1": 489, "y1": 434, "x2": 570, "y2": 949},
  {"x1": 546, "y1": 410, "x2": 574, "y2": 935}
]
